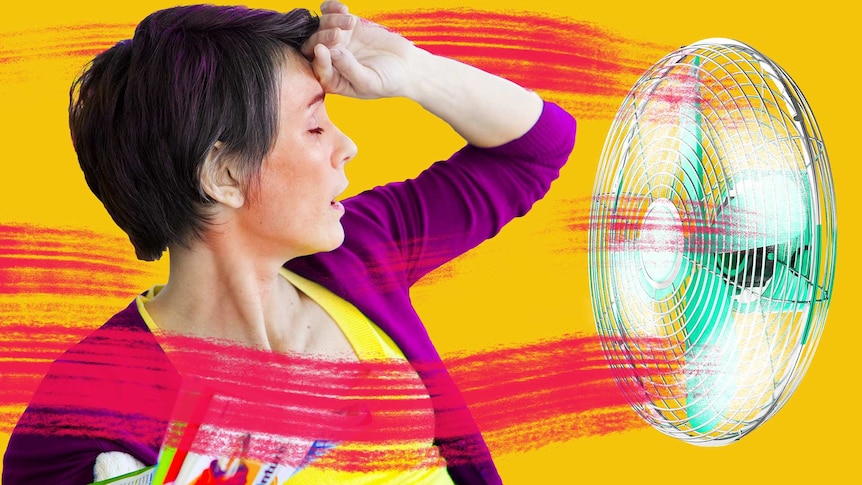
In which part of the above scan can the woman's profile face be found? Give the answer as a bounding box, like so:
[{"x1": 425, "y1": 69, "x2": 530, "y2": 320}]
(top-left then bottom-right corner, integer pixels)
[{"x1": 235, "y1": 52, "x2": 358, "y2": 260}]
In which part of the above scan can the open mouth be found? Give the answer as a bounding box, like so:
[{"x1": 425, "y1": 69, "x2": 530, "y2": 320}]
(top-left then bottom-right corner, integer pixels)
[{"x1": 331, "y1": 183, "x2": 348, "y2": 211}]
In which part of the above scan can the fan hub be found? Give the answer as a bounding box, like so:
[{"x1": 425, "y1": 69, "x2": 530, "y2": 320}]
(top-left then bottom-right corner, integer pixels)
[{"x1": 638, "y1": 198, "x2": 684, "y2": 289}]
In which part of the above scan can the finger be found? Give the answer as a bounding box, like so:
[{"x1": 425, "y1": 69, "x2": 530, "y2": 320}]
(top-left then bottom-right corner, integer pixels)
[
  {"x1": 317, "y1": 13, "x2": 356, "y2": 31},
  {"x1": 300, "y1": 27, "x2": 346, "y2": 57},
  {"x1": 313, "y1": 27, "x2": 347, "y2": 47},
  {"x1": 300, "y1": 40, "x2": 314, "y2": 59},
  {"x1": 327, "y1": 47, "x2": 372, "y2": 95},
  {"x1": 321, "y1": 1, "x2": 349, "y2": 14},
  {"x1": 311, "y1": 44, "x2": 337, "y2": 90}
]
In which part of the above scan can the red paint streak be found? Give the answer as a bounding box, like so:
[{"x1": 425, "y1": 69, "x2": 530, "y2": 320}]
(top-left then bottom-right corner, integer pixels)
[
  {"x1": 0, "y1": 223, "x2": 150, "y2": 298},
  {"x1": 0, "y1": 24, "x2": 133, "y2": 64},
  {"x1": 0, "y1": 224, "x2": 137, "y2": 262},
  {"x1": 554, "y1": 196, "x2": 764, "y2": 254},
  {"x1": 445, "y1": 335, "x2": 673, "y2": 456},
  {"x1": 2, "y1": 325, "x2": 661, "y2": 467},
  {"x1": 0, "y1": 323, "x2": 92, "y2": 407},
  {"x1": 1, "y1": 11, "x2": 673, "y2": 119},
  {"x1": 0, "y1": 255, "x2": 142, "y2": 276},
  {"x1": 372, "y1": 9, "x2": 671, "y2": 116}
]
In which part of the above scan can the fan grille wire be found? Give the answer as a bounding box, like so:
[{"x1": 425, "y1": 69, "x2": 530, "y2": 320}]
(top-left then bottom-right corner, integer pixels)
[{"x1": 589, "y1": 39, "x2": 836, "y2": 445}]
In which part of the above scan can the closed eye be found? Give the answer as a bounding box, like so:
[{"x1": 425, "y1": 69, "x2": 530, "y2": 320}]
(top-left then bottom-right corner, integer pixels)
[{"x1": 309, "y1": 127, "x2": 324, "y2": 135}]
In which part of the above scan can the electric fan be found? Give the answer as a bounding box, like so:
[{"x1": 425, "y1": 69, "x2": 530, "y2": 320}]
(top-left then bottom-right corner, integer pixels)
[{"x1": 589, "y1": 38, "x2": 836, "y2": 445}]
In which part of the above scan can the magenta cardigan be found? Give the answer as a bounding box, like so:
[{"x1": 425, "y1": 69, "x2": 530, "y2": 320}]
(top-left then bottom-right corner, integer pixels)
[{"x1": 4, "y1": 101, "x2": 576, "y2": 484}]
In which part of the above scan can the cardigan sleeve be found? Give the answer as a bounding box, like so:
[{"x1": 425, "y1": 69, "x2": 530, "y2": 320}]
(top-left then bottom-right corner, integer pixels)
[
  {"x1": 2, "y1": 303, "x2": 179, "y2": 485},
  {"x1": 341, "y1": 101, "x2": 576, "y2": 287}
]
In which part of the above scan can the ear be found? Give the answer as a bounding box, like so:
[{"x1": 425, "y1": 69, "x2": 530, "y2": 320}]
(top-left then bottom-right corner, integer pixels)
[{"x1": 200, "y1": 141, "x2": 245, "y2": 209}]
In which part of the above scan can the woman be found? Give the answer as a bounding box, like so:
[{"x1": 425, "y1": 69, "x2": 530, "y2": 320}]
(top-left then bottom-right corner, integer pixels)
[{"x1": 3, "y1": 1, "x2": 575, "y2": 483}]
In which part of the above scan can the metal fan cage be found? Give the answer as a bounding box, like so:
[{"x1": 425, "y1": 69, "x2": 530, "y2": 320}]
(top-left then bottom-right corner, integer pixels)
[{"x1": 588, "y1": 38, "x2": 836, "y2": 445}]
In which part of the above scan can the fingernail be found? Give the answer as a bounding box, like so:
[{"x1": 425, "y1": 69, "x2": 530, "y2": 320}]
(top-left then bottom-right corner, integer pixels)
[{"x1": 330, "y1": 48, "x2": 342, "y2": 58}]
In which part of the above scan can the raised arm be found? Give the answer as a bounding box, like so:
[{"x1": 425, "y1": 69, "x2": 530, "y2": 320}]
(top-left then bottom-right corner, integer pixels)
[
  {"x1": 301, "y1": 0, "x2": 543, "y2": 147},
  {"x1": 298, "y1": 1, "x2": 576, "y2": 285}
]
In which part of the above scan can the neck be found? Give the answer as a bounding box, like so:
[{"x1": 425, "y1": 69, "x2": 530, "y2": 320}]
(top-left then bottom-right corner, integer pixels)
[{"x1": 144, "y1": 235, "x2": 303, "y2": 351}]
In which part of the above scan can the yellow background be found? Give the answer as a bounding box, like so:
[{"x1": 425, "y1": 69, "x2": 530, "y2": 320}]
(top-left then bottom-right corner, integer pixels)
[{"x1": 1, "y1": 0, "x2": 856, "y2": 483}]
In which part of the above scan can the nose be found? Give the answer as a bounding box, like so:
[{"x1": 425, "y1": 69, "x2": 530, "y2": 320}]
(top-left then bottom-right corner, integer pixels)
[{"x1": 333, "y1": 126, "x2": 357, "y2": 169}]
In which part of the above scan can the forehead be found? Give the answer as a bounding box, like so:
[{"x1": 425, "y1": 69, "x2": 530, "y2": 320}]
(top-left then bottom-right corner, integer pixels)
[{"x1": 277, "y1": 50, "x2": 324, "y2": 113}]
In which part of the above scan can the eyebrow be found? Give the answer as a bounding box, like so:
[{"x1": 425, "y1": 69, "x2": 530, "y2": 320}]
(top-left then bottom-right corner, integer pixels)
[{"x1": 306, "y1": 90, "x2": 325, "y2": 109}]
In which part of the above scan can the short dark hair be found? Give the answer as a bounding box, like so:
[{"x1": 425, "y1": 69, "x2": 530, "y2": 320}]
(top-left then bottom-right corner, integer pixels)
[{"x1": 69, "y1": 5, "x2": 319, "y2": 261}]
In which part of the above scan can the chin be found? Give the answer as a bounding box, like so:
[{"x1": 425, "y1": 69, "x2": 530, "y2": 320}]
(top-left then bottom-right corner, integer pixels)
[
  {"x1": 311, "y1": 225, "x2": 346, "y2": 255},
  {"x1": 326, "y1": 230, "x2": 346, "y2": 252}
]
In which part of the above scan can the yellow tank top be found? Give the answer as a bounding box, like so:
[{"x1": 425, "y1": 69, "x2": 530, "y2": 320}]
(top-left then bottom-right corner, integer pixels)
[{"x1": 280, "y1": 269, "x2": 452, "y2": 484}]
